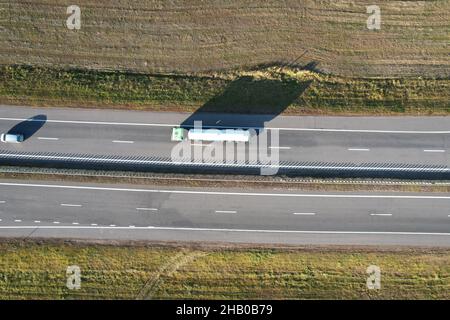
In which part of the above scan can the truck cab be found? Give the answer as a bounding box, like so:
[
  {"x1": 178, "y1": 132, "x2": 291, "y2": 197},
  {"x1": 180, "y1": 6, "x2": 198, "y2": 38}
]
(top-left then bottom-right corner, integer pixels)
[
  {"x1": 171, "y1": 127, "x2": 185, "y2": 141},
  {"x1": 0, "y1": 133, "x2": 24, "y2": 143}
]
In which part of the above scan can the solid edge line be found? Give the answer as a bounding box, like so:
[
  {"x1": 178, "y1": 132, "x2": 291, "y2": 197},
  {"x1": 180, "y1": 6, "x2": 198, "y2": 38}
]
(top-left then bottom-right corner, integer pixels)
[
  {"x1": 1, "y1": 117, "x2": 450, "y2": 134},
  {"x1": 1, "y1": 182, "x2": 450, "y2": 199},
  {"x1": 0, "y1": 225, "x2": 449, "y2": 236}
]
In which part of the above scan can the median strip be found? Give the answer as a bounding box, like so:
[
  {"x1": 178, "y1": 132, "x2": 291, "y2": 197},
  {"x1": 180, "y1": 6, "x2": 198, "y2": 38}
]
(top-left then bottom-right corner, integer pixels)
[
  {"x1": 2, "y1": 182, "x2": 449, "y2": 199},
  {"x1": 2, "y1": 152, "x2": 450, "y2": 173}
]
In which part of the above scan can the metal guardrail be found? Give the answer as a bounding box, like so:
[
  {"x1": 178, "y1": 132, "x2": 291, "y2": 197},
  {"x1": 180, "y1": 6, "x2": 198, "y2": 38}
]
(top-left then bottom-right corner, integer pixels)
[
  {"x1": 1, "y1": 150, "x2": 450, "y2": 180},
  {"x1": 2, "y1": 165, "x2": 450, "y2": 186}
]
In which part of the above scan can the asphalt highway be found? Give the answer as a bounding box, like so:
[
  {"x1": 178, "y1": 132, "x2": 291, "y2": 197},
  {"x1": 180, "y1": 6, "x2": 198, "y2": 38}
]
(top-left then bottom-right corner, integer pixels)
[
  {"x1": 0, "y1": 180, "x2": 449, "y2": 246},
  {"x1": 0, "y1": 105, "x2": 450, "y2": 177},
  {"x1": 1, "y1": 105, "x2": 450, "y2": 246}
]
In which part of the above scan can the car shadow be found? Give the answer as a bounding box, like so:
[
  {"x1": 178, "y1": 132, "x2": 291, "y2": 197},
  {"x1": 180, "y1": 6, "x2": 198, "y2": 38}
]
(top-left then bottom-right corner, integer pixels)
[
  {"x1": 7, "y1": 115, "x2": 47, "y2": 141},
  {"x1": 180, "y1": 75, "x2": 312, "y2": 130}
]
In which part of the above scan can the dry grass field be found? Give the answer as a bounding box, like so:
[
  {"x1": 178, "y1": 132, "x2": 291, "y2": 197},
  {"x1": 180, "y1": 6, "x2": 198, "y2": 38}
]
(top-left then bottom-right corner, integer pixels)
[
  {"x1": 1, "y1": 0, "x2": 449, "y2": 77},
  {"x1": 0, "y1": 240, "x2": 449, "y2": 299}
]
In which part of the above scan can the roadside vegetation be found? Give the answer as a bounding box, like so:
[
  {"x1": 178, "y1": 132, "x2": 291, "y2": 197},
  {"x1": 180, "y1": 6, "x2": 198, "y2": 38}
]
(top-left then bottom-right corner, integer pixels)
[
  {"x1": 2, "y1": 167, "x2": 450, "y2": 193},
  {"x1": 1, "y1": 65, "x2": 449, "y2": 115},
  {"x1": 0, "y1": 240, "x2": 449, "y2": 299}
]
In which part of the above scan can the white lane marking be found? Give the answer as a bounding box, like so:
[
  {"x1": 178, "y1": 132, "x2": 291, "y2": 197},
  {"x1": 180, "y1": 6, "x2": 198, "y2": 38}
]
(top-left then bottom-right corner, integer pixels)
[
  {"x1": 293, "y1": 212, "x2": 316, "y2": 216},
  {"x1": 370, "y1": 213, "x2": 393, "y2": 217},
  {"x1": 2, "y1": 182, "x2": 450, "y2": 200},
  {"x1": 1, "y1": 225, "x2": 450, "y2": 237},
  {"x1": 348, "y1": 148, "x2": 370, "y2": 152},
  {"x1": 0, "y1": 219, "x2": 2, "y2": 222},
  {"x1": 0, "y1": 201, "x2": 5, "y2": 204},
  {"x1": 14, "y1": 219, "x2": 21, "y2": 222},
  {"x1": 60, "y1": 203, "x2": 82, "y2": 207},
  {"x1": 1, "y1": 117, "x2": 450, "y2": 134},
  {"x1": 269, "y1": 146, "x2": 291, "y2": 150},
  {"x1": 72, "y1": 222, "x2": 79, "y2": 225},
  {"x1": 109, "y1": 224, "x2": 116, "y2": 227},
  {"x1": 215, "y1": 210, "x2": 237, "y2": 214},
  {"x1": 424, "y1": 149, "x2": 445, "y2": 153},
  {"x1": 37, "y1": 137, "x2": 59, "y2": 141},
  {"x1": 136, "y1": 208, "x2": 158, "y2": 212},
  {"x1": 90, "y1": 223, "x2": 98, "y2": 226},
  {"x1": 2, "y1": 153, "x2": 450, "y2": 173},
  {"x1": 112, "y1": 140, "x2": 134, "y2": 144},
  {"x1": 53, "y1": 221, "x2": 60, "y2": 224},
  {"x1": 34, "y1": 220, "x2": 40, "y2": 223},
  {"x1": 191, "y1": 143, "x2": 214, "y2": 147}
]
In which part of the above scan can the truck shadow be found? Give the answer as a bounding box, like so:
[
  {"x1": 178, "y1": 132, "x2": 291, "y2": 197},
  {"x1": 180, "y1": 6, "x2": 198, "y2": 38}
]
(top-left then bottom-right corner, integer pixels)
[
  {"x1": 180, "y1": 76, "x2": 312, "y2": 130},
  {"x1": 7, "y1": 115, "x2": 47, "y2": 141}
]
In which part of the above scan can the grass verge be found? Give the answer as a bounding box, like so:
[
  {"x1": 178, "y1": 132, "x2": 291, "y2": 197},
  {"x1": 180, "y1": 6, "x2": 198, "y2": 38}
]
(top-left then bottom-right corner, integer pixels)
[
  {"x1": 0, "y1": 239, "x2": 449, "y2": 299},
  {"x1": 1, "y1": 65, "x2": 449, "y2": 115}
]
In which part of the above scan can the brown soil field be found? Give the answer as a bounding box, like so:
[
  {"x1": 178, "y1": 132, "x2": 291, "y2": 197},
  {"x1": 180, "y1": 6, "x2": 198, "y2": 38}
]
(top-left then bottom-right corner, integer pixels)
[{"x1": 1, "y1": 0, "x2": 449, "y2": 77}]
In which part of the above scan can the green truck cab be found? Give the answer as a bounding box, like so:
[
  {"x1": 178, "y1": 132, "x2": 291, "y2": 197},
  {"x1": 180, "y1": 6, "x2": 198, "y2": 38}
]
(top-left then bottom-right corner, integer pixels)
[{"x1": 171, "y1": 127, "x2": 185, "y2": 141}]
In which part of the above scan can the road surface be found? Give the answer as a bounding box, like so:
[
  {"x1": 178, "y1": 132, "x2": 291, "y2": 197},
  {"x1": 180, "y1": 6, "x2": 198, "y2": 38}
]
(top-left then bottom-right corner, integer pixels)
[
  {"x1": 1, "y1": 105, "x2": 450, "y2": 177},
  {"x1": 0, "y1": 179, "x2": 449, "y2": 246}
]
